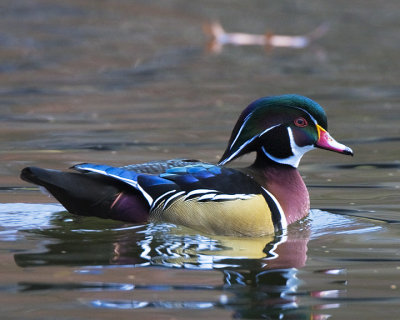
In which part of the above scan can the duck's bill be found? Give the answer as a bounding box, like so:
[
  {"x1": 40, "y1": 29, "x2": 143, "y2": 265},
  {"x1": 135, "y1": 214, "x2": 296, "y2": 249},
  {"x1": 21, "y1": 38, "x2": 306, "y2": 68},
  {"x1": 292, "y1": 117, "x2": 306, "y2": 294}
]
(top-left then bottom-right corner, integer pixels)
[{"x1": 315, "y1": 125, "x2": 353, "y2": 156}]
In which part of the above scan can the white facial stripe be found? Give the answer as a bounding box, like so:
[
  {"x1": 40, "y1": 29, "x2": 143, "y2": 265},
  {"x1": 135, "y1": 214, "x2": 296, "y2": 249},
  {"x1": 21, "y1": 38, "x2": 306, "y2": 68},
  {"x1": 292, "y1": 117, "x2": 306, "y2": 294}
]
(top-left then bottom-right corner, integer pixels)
[
  {"x1": 287, "y1": 127, "x2": 315, "y2": 166},
  {"x1": 292, "y1": 106, "x2": 319, "y2": 126},
  {"x1": 220, "y1": 135, "x2": 257, "y2": 165},
  {"x1": 261, "y1": 127, "x2": 314, "y2": 168},
  {"x1": 232, "y1": 106, "x2": 319, "y2": 153},
  {"x1": 259, "y1": 124, "x2": 280, "y2": 137},
  {"x1": 220, "y1": 124, "x2": 280, "y2": 165},
  {"x1": 229, "y1": 112, "x2": 253, "y2": 150},
  {"x1": 222, "y1": 105, "x2": 322, "y2": 166}
]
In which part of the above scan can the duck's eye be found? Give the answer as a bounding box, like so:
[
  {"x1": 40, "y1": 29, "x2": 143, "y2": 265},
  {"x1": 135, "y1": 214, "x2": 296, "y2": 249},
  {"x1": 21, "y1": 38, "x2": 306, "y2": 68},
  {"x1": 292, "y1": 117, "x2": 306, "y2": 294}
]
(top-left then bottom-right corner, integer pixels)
[{"x1": 294, "y1": 117, "x2": 308, "y2": 127}]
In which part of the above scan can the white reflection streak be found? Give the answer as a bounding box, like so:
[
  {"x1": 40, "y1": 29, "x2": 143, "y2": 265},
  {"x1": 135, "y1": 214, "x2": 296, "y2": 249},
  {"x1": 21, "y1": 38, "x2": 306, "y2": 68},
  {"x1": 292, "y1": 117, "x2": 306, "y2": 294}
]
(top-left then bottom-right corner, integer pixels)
[
  {"x1": 89, "y1": 299, "x2": 215, "y2": 310},
  {"x1": 139, "y1": 236, "x2": 152, "y2": 261}
]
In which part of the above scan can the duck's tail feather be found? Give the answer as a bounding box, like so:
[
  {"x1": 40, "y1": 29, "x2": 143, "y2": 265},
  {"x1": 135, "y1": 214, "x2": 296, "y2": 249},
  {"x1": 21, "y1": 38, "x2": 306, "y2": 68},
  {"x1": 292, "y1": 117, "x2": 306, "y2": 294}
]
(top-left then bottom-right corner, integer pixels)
[{"x1": 20, "y1": 167, "x2": 148, "y2": 222}]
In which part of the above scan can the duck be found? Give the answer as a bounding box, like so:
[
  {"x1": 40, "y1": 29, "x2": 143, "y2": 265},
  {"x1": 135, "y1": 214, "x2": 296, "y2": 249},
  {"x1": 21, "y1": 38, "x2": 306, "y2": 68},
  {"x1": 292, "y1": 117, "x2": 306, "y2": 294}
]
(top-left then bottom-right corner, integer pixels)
[{"x1": 20, "y1": 94, "x2": 353, "y2": 237}]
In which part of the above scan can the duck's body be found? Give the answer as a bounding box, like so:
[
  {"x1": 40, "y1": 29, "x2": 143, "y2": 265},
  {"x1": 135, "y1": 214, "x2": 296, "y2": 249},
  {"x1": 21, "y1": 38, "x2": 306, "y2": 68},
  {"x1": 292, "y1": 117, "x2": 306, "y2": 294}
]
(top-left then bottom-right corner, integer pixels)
[{"x1": 20, "y1": 95, "x2": 353, "y2": 236}]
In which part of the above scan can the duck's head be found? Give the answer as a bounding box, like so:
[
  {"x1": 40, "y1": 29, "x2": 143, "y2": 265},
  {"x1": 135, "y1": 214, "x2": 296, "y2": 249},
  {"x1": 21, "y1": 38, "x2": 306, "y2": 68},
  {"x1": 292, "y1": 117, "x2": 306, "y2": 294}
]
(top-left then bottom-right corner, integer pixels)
[{"x1": 219, "y1": 94, "x2": 353, "y2": 168}]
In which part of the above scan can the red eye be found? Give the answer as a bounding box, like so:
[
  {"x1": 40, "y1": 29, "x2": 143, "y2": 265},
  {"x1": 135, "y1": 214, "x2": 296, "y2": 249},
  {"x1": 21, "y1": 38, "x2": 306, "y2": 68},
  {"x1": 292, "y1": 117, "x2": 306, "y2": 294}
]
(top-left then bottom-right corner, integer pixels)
[{"x1": 294, "y1": 117, "x2": 308, "y2": 127}]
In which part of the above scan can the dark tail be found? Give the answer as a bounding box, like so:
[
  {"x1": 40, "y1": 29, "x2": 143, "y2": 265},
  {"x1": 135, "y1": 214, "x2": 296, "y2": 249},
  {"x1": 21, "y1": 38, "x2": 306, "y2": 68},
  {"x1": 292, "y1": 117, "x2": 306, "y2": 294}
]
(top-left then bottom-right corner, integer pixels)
[{"x1": 21, "y1": 167, "x2": 123, "y2": 219}]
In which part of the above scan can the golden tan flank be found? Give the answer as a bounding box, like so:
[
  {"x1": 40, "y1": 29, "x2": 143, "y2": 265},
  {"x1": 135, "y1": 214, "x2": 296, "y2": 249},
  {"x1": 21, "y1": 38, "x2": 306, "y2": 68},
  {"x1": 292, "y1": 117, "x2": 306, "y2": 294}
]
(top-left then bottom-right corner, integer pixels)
[{"x1": 150, "y1": 195, "x2": 275, "y2": 237}]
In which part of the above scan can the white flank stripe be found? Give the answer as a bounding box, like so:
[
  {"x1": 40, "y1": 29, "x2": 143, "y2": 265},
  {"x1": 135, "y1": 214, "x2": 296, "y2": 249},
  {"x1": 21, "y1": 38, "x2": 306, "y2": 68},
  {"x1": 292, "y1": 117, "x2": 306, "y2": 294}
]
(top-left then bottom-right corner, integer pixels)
[
  {"x1": 162, "y1": 191, "x2": 186, "y2": 209},
  {"x1": 183, "y1": 189, "x2": 218, "y2": 200},
  {"x1": 197, "y1": 193, "x2": 218, "y2": 201},
  {"x1": 211, "y1": 194, "x2": 254, "y2": 201},
  {"x1": 194, "y1": 193, "x2": 255, "y2": 201},
  {"x1": 151, "y1": 189, "x2": 177, "y2": 211}
]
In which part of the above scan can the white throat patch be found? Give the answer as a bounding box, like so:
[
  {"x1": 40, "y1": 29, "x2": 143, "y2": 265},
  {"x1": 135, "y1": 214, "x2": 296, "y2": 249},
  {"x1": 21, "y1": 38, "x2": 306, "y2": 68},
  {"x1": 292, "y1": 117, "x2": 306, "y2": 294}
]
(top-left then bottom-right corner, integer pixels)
[{"x1": 262, "y1": 127, "x2": 314, "y2": 168}]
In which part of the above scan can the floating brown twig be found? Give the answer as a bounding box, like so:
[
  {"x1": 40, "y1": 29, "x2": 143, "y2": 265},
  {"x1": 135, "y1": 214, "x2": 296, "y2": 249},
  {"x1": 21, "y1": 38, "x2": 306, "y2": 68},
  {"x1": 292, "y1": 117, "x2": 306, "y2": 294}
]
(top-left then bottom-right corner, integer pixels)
[{"x1": 204, "y1": 21, "x2": 329, "y2": 53}]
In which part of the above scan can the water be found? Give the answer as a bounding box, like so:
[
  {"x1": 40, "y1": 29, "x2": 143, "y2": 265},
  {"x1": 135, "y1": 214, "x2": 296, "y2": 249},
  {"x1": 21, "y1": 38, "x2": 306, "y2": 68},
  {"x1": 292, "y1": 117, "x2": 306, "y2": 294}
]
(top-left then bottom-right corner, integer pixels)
[{"x1": 1, "y1": 0, "x2": 399, "y2": 319}]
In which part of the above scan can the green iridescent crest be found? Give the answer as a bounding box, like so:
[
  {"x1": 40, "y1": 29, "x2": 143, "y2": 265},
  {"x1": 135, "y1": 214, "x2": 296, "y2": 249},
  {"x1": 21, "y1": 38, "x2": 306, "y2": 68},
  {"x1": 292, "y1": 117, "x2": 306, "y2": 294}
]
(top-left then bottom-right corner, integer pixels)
[{"x1": 219, "y1": 94, "x2": 328, "y2": 165}]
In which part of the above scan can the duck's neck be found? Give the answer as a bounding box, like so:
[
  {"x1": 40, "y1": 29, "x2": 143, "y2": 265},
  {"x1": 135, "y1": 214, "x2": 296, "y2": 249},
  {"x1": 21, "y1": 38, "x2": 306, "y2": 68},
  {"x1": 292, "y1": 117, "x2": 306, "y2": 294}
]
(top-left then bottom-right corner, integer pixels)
[{"x1": 243, "y1": 152, "x2": 310, "y2": 225}]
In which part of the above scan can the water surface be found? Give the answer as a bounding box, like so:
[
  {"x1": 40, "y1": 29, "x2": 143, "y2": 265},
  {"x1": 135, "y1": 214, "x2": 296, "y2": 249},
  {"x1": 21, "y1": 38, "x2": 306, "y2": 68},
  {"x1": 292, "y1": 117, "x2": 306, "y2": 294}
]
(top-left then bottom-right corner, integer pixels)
[{"x1": 1, "y1": 1, "x2": 399, "y2": 319}]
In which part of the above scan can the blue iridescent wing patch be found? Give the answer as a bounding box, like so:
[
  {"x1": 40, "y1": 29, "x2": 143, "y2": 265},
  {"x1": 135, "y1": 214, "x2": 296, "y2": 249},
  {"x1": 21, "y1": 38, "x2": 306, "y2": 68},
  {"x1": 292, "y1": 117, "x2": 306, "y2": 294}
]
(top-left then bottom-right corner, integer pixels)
[{"x1": 73, "y1": 162, "x2": 263, "y2": 209}]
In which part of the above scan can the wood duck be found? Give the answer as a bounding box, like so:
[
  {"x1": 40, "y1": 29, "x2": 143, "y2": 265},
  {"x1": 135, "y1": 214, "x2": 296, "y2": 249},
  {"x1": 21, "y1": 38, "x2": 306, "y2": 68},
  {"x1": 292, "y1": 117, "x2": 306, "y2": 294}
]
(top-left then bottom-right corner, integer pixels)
[{"x1": 20, "y1": 94, "x2": 353, "y2": 237}]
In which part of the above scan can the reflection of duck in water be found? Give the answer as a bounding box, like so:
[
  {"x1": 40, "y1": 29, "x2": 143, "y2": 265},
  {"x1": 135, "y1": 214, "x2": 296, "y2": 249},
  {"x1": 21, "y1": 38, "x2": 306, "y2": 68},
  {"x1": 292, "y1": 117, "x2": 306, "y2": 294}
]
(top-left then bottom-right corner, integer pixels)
[
  {"x1": 133, "y1": 223, "x2": 309, "y2": 269},
  {"x1": 21, "y1": 95, "x2": 352, "y2": 237},
  {"x1": 14, "y1": 213, "x2": 309, "y2": 269},
  {"x1": 14, "y1": 216, "x2": 314, "y2": 319}
]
